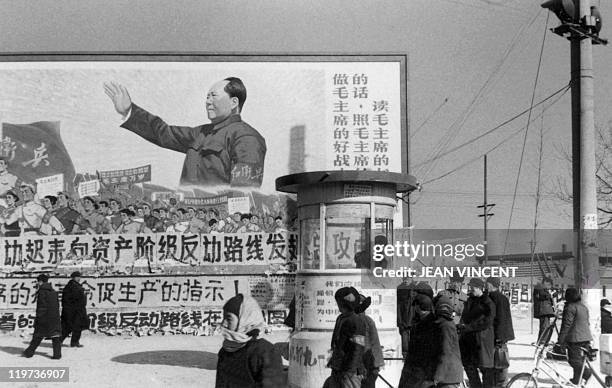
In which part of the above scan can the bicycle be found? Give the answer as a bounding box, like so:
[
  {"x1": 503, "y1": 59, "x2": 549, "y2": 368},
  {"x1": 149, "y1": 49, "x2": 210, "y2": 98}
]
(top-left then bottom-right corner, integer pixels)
[{"x1": 506, "y1": 340, "x2": 610, "y2": 387}]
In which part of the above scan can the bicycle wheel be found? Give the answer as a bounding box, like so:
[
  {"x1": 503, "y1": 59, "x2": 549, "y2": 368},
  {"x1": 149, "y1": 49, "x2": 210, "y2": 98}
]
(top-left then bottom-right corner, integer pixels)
[{"x1": 506, "y1": 372, "x2": 538, "y2": 388}]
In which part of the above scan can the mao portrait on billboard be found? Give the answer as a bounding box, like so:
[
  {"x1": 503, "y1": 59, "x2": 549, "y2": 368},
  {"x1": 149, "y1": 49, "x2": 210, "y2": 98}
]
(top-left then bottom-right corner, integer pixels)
[{"x1": 0, "y1": 54, "x2": 407, "y2": 239}]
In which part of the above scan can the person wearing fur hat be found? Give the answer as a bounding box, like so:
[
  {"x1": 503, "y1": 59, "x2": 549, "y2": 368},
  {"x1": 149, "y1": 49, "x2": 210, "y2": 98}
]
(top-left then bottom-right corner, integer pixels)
[
  {"x1": 355, "y1": 294, "x2": 384, "y2": 388},
  {"x1": 60, "y1": 271, "x2": 89, "y2": 348},
  {"x1": 215, "y1": 293, "x2": 284, "y2": 388},
  {"x1": 436, "y1": 274, "x2": 468, "y2": 324},
  {"x1": 433, "y1": 296, "x2": 463, "y2": 388},
  {"x1": 486, "y1": 277, "x2": 515, "y2": 387},
  {"x1": 399, "y1": 293, "x2": 440, "y2": 388},
  {"x1": 558, "y1": 287, "x2": 593, "y2": 385},
  {"x1": 23, "y1": 274, "x2": 62, "y2": 359},
  {"x1": 458, "y1": 278, "x2": 496, "y2": 388},
  {"x1": 324, "y1": 287, "x2": 366, "y2": 388}
]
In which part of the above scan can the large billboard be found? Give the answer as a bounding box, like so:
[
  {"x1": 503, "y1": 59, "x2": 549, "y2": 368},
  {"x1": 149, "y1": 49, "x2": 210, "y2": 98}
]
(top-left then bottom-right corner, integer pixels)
[{"x1": 0, "y1": 54, "x2": 408, "y2": 236}]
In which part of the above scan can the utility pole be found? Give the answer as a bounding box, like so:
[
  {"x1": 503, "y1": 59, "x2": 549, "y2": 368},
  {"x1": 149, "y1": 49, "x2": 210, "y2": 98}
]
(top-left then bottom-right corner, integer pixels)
[
  {"x1": 477, "y1": 154, "x2": 495, "y2": 264},
  {"x1": 542, "y1": 0, "x2": 606, "y2": 340}
]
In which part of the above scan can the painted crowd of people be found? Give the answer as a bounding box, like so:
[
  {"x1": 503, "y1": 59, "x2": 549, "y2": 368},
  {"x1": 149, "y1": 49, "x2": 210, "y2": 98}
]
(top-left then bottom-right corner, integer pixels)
[{"x1": 0, "y1": 183, "x2": 293, "y2": 237}]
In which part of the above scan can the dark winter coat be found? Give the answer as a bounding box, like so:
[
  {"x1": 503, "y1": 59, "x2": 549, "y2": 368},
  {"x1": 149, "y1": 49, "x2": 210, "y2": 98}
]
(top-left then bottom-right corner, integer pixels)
[
  {"x1": 533, "y1": 284, "x2": 555, "y2": 318},
  {"x1": 434, "y1": 317, "x2": 464, "y2": 385},
  {"x1": 34, "y1": 282, "x2": 61, "y2": 338},
  {"x1": 558, "y1": 301, "x2": 592, "y2": 344},
  {"x1": 215, "y1": 337, "x2": 284, "y2": 388},
  {"x1": 488, "y1": 290, "x2": 515, "y2": 343},
  {"x1": 359, "y1": 313, "x2": 384, "y2": 371},
  {"x1": 602, "y1": 308, "x2": 612, "y2": 334},
  {"x1": 284, "y1": 296, "x2": 295, "y2": 330},
  {"x1": 397, "y1": 281, "x2": 434, "y2": 331},
  {"x1": 459, "y1": 293, "x2": 496, "y2": 368},
  {"x1": 436, "y1": 288, "x2": 468, "y2": 324},
  {"x1": 329, "y1": 312, "x2": 366, "y2": 375},
  {"x1": 405, "y1": 312, "x2": 440, "y2": 378},
  {"x1": 61, "y1": 279, "x2": 89, "y2": 331}
]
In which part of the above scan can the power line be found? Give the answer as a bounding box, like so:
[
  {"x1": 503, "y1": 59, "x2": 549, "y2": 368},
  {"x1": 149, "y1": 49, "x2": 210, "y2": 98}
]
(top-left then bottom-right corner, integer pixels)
[
  {"x1": 531, "y1": 106, "x2": 546, "y2": 264},
  {"x1": 416, "y1": 9, "x2": 543, "y2": 182},
  {"x1": 504, "y1": 12, "x2": 550, "y2": 256},
  {"x1": 411, "y1": 97, "x2": 449, "y2": 139},
  {"x1": 417, "y1": 84, "x2": 569, "y2": 186},
  {"x1": 421, "y1": 190, "x2": 557, "y2": 198},
  {"x1": 413, "y1": 84, "x2": 569, "y2": 168}
]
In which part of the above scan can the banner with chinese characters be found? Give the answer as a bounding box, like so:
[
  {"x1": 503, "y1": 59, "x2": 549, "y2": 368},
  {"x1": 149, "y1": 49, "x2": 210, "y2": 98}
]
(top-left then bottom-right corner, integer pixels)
[
  {"x1": 0, "y1": 273, "x2": 295, "y2": 333},
  {"x1": 0, "y1": 56, "x2": 407, "y2": 228},
  {"x1": 0, "y1": 273, "x2": 295, "y2": 310},
  {"x1": 0, "y1": 232, "x2": 297, "y2": 273},
  {"x1": 1, "y1": 122, "x2": 76, "y2": 193},
  {"x1": 0, "y1": 307, "x2": 291, "y2": 333},
  {"x1": 77, "y1": 179, "x2": 100, "y2": 197},
  {"x1": 0, "y1": 275, "x2": 247, "y2": 310},
  {"x1": 183, "y1": 195, "x2": 227, "y2": 207},
  {"x1": 99, "y1": 165, "x2": 152, "y2": 185},
  {"x1": 35, "y1": 173, "x2": 65, "y2": 197},
  {"x1": 326, "y1": 65, "x2": 402, "y2": 173}
]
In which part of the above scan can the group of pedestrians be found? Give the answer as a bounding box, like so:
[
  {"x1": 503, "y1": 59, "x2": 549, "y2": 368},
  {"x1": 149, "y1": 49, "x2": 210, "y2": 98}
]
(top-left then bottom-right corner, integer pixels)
[
  {"x1": 22, "y1": 272, "x2": 89, "y2": 360},
  {"x1": 396, "y1": 276, "x2": 515, "y2": 388}
]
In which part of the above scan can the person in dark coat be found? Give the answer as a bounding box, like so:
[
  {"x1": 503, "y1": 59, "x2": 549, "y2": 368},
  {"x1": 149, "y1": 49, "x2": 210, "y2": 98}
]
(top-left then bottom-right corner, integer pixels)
[
  {"x1": 399, "y1": 294, "x2": 440, "y2": 388},
  {"x1": 215, "y1": 293, "x2": 284, "y2": 388},
  {"x1": 602, "y1": 299, "x2": 612, "y2": 334},
  {"x1": 23, "y1": 274, "x2": 62, "y2": 359},
  {"x1": 325, "y1": 287, "x2": 366, "y2": 388},
  {"x1": 458, "y1": 278, "x2": 495, "y2": 388},
  {"x1": 486, "y1": 277, "x2": 515, "y2": 388},
  {"x1": 397, "y1": 280, "x2": 434, "y2": 358},
  {"x1": 60, "y1": 271, "x2": 88, "y2": 347},
  {"x1": 433, "y1": 296, "x2": 463, "y2": 388},
  {"x1": 435, "y1": 274, "x2": 468, "y2": 324},
  {"x1": 355, "y1": 294, "x2": 385, "y2": 388},
  {"x1": 533, "y1": 277, "x2": 555, "y2": 344},
  {"x1": 284, "y1": 295, "x2": 296, "y2": 331},
  {"x1": 558, "y1": 288, "x2": 593, "y2": 385}
]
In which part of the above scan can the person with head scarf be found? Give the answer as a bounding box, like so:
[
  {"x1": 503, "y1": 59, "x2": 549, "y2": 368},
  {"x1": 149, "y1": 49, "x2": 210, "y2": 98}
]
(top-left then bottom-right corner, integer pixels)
[
  {"x1": 355, "y1": 294, "x2": 384, "y2": 388},
  {"x1": 215, "y1": 294, "x2": 284, "y2": 388},
  {"x1": 399, "y1": 293, "x2": 440, "y2": 388},
  {"x1": 60, "y1": 271, "x2": 89, "y2": 348},
  {"x1": 558, "y1": 287, "x2": 593, "y2": 385},
  {"x1": 324, "y1": 287, "x2": 366, "y2": 388},
  {"x1": 23, "y1": 274, "x2": 62, "y2": 359},
  {"x1": 433, "y1": 296, "x2": 463, "y2": 388}
]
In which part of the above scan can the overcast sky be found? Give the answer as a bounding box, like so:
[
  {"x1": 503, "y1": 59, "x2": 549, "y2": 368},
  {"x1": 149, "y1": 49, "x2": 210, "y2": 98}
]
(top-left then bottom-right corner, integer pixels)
[{"x1": 1, "y1": 0, "x2": 611, "y2": 235}]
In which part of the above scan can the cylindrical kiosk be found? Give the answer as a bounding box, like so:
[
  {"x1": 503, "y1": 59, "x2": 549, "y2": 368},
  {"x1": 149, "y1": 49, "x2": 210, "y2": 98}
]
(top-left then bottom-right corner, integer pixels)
[{"x1": 276, "y1": 170, "x2": 418, "y2": 388}]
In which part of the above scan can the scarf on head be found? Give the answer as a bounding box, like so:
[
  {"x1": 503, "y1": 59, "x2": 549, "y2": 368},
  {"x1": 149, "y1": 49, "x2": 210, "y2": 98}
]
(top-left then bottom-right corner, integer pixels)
[{"x1": 221, "y1": 295, "x2": 266, "y2": 352}]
